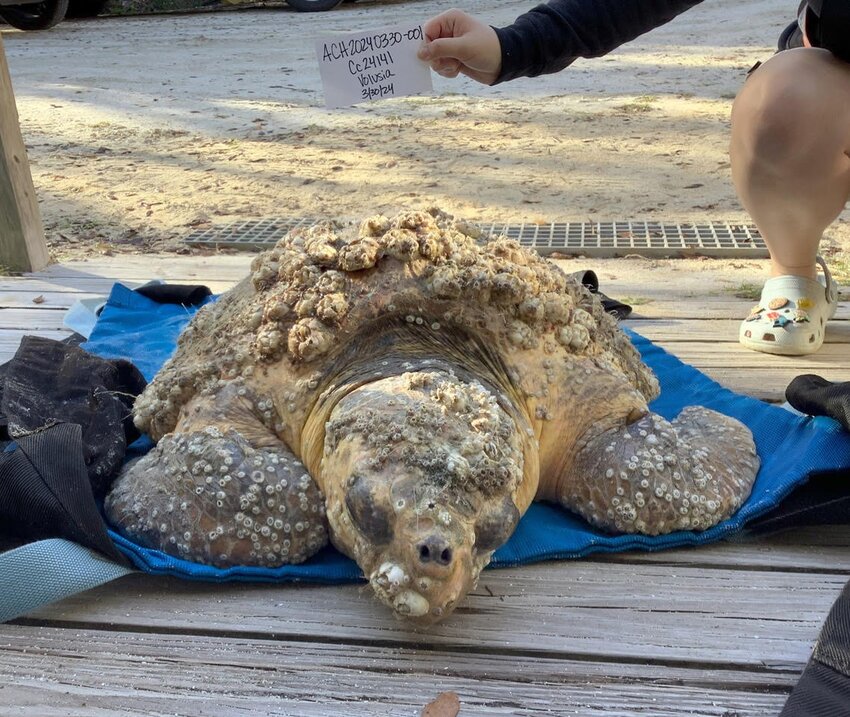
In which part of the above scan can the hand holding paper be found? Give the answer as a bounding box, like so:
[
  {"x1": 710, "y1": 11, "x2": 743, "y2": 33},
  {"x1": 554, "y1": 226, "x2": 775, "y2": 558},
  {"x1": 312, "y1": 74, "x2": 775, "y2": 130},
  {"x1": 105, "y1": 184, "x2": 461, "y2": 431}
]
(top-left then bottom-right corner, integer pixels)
[
  {"x1": 418, "y1": 9, "x2": 502, "y2": 85},
  {"x1": 315, "y1": 24, "x2": 434, "y2": 109}
]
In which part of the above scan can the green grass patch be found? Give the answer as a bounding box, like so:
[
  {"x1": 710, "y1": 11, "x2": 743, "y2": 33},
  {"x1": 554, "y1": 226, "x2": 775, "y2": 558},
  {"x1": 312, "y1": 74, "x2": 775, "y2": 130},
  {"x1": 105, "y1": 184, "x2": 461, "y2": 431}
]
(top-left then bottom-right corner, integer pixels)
[
  {"x1": 828, "y1": 256, "x2": 850, "y2": 284},
  {"x1": 616, "y1": 95, "x2": 658, "y2": 114},
  {"x1": 731, "y1": 282, "x2": 762, "y2": 300}
]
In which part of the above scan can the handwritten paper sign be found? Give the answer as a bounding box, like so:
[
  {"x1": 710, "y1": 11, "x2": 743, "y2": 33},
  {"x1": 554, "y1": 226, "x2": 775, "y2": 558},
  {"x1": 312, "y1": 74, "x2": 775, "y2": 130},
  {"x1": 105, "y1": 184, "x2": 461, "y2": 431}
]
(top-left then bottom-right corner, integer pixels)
[{"x1": 315, "y1": 24, "x2": 433, "y2": 109}]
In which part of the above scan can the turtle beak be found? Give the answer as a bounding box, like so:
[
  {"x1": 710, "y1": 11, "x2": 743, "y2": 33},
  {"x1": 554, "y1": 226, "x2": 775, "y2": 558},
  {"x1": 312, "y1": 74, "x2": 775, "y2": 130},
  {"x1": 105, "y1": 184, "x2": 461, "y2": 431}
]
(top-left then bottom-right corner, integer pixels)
[
  {"x1": 367, "y1": 525, "x2": 475, "y2": 625},
  {"x1": 370, "y1": 561, "x2": 432, "y2": 618}
]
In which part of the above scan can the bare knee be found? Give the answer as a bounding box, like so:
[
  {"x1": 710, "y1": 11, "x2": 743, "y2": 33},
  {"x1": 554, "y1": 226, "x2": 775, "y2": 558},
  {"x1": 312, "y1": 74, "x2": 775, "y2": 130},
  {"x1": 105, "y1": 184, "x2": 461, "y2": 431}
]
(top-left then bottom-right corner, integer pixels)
[{"x1": 732, "y1": 48, "x2": 850, "y2": 164}]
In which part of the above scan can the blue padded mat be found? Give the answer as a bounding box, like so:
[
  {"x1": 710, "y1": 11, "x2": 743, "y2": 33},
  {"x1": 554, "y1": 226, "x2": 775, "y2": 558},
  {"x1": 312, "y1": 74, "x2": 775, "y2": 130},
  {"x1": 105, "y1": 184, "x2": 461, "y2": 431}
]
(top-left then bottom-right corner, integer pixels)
[{"x1": 84, "y1": 283, "x2": 850, "y2": 583}]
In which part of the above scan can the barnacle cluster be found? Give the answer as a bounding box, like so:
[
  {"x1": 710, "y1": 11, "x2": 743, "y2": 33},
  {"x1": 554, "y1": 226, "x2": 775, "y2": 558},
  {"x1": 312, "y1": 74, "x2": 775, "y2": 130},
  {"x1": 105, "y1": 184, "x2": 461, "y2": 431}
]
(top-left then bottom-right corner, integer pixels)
[
  {"x1": 324, "y1": 370, "x2": 524, "y2": 499},
  {"x1": 106, "y1": 426, "x2": 327, "y2": 567},
  {"x1": 564, "y1": 407, "x2": 759, "y2": 535}
]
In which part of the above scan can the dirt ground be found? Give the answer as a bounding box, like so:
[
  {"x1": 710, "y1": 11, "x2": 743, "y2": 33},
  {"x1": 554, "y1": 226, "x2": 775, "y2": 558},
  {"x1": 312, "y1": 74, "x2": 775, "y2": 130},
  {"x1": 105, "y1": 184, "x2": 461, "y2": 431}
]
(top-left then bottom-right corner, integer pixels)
[{"x1": 2, "y1": 0, "x2": 848, "y2": 282}]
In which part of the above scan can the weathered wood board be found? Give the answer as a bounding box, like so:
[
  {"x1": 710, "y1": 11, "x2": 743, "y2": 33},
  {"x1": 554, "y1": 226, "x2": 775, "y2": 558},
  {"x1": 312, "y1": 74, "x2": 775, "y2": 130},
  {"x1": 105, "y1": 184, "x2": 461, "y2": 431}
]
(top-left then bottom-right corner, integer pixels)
[{"x1": 0, "y1": 34, "x2": 48, "y2": 273}]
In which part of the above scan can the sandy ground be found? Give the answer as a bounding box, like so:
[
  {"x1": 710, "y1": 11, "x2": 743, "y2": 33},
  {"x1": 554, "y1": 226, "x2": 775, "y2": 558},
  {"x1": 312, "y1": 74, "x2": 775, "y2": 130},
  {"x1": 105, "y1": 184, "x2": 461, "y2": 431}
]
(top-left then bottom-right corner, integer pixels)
[{"x1": 1, "y1": 0, "x2": 848, "y2": 281}]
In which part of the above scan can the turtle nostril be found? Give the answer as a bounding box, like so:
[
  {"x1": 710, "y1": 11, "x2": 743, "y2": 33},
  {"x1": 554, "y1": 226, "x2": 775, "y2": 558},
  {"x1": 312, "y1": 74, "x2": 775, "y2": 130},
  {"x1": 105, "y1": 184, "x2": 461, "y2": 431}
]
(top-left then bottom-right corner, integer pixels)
[{"x1": 417, "y1": 536, "x2": 453, "y2": 566}]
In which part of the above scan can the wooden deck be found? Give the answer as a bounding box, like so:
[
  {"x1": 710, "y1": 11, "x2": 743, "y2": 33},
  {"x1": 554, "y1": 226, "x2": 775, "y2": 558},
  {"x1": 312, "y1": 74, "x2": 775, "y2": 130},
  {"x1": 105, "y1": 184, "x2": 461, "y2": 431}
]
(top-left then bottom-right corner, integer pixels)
[{"x1": 2, "y1": 254, "x2": 849, "y2": 716}]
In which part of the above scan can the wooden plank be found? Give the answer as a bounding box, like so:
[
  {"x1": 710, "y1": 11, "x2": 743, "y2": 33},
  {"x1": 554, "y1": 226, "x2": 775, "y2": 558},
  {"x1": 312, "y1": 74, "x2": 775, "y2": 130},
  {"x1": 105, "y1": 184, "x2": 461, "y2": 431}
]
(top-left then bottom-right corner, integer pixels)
[
  {"x1": 692, "y1": 367, "x2": 850, "y2": 402},
  {"x1": 628, "y1": 300, "x2": 850, "y2": 321},
  {"x1": 5, "y1": 255, "x2": 850, "y2": 311},
  {"x1": 0, "y1": 328, "x2": 70, "y2": 350},
  {"x1": 0, "y1": 307, "x2": 68, "y2": 330},
  {"x1": 0, "y1": 291, "x2": 110, "y2": 309},
  {"x1": 38, "y1": 255, "x2": 252, "y2": 281},
  {"x1": 18, "y1": 561, "x2": 844, "y2": 667},
  {"x1": 630, "y1": 318, "x2": 850, "y2": 344},
  {"x1": 0, "y1": 625, "x2": 795, "y2": 717},
  {"x1": 5, "y1": 307, "x2": 848, "y2": 346},
  {"x1": 0, "y1": 276, "x2": 237, "y2": 295},
  {"x1": 637, "y1": 341, "x2": 850, "y2": 367},
  {"x1": 0, "y1": 288, "x2": 844, "y2": 324},
  {"x1": 603, "y1": 526, "x2": 850, "y2": 573},
  {"x1": 33, "y1": 256, "x2": 837, "y2": 299},
  {"x1": 0, "y1": 34, "x2": 48, "y2": 274}
]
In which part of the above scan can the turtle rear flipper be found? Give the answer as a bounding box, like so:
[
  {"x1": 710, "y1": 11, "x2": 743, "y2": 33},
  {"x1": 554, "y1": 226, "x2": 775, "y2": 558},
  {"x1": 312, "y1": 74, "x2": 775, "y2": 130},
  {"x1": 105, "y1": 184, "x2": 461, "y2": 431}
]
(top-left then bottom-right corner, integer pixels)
[
  {"x1": 106, "y1": 419, "x2": 327, "y2": 568},
  {"x1": 558, "y1": 407, "x2": 760, "y2": 535}
]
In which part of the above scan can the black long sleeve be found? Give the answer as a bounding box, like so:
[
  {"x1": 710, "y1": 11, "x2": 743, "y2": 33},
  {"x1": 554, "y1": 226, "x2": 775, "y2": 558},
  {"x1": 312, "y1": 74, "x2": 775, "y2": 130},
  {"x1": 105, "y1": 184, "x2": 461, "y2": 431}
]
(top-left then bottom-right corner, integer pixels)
[{"x1": 494, "y1": 0, "x2": 706, "y2": 82}]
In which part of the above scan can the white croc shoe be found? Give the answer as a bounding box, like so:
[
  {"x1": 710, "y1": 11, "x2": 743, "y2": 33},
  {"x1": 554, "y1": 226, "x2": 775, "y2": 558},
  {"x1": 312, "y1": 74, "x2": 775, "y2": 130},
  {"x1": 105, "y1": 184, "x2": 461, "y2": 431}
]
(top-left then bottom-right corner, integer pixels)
[{"x1": 739, "y1": 256, "x2": 838, "y2": 356}]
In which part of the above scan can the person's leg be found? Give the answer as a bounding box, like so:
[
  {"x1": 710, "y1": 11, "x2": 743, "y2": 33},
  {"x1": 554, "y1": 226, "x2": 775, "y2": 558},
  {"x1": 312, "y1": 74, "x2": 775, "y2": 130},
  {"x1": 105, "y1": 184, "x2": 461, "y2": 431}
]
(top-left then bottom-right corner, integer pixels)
[
  {"x1": 732, "y1": 47, "x2": 850, "y2": 278},
  {"x1": 730, "y1": 47, "x2": 847, "y2": 353}
]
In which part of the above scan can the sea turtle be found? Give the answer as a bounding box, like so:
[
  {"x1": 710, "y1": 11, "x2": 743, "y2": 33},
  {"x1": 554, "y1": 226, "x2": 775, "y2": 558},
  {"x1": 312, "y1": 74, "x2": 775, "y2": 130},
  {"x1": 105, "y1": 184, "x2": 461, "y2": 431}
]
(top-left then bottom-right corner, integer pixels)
[{"x1": 105, "y1": 208, "x2": 760, "y2": 624}]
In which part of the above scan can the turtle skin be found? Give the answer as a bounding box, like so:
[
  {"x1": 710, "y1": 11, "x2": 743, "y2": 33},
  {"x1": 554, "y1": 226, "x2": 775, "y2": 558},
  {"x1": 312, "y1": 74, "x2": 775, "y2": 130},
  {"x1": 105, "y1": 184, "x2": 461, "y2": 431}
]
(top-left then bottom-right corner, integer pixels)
[{"x1": 105, "y1": 208, "x2": 759, "y2": 624}]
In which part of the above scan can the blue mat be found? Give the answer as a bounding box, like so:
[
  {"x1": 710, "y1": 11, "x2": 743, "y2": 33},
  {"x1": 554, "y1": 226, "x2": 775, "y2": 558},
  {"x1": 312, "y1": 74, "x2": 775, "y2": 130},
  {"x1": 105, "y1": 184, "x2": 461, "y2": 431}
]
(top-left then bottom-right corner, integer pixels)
[{"x1": 84, "y1": 283, "x2": 850, "y2": 583}]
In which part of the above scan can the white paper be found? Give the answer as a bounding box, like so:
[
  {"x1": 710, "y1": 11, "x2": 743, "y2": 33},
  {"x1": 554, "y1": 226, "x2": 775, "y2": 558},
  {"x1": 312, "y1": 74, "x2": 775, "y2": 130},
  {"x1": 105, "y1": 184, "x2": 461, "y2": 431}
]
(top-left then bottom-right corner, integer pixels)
[{"x1": 315, "y1": 24, "x2": 433, "y2": 109}]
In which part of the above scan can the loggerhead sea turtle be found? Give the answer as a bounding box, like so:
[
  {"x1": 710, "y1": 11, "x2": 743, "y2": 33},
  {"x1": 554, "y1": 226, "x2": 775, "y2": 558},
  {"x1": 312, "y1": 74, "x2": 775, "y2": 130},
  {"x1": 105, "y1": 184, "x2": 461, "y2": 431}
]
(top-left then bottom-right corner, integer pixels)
[{"x1": 105, "y1": 208, "x2": 760, "y2": 624}]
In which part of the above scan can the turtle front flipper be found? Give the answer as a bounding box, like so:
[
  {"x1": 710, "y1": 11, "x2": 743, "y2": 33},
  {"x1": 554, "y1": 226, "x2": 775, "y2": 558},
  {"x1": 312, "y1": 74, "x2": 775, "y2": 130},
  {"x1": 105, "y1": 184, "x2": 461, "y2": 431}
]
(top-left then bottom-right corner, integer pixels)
[
  {"x1": 558, "y1": 407, "x2": 760, "y2": 535},
  {"x1": 105, "y1": 384, "x2": 328, "y2": 568}
]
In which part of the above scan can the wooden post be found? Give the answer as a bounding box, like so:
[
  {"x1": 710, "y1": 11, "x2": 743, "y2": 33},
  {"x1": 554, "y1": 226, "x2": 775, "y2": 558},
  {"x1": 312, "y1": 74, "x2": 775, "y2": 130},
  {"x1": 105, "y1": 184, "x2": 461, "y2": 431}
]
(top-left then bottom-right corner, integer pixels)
[{"x1": 0, "y1": 32, "x2": 48, "y2": 273}]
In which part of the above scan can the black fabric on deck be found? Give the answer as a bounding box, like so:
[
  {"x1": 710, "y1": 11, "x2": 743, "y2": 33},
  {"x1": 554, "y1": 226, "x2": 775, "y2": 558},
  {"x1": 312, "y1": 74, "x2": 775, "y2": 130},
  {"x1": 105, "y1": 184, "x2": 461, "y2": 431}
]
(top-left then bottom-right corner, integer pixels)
[
  {"x1": 781, "y1": 579, "x2": 850, "y2": 715},
  {"x1": 0, "y1": 336, "x2": 146, "y2": 496},
  {"x1": 0, "y1": 424, "x2": 127, "y2": 564},
  {"x1": 0, "y1": 285, "x2": 212, "y2": 565},
  {"x1": 746, "y1": 469, "x2": 850, "y2": 534},
  {"x1": 815, "y1": 579, "x2": 850, "y2": 680},
  {"x1": 568, "y1": 269, "x2": 633, "y2": 320},
  {"x1": 725, "y1": 371, "x2": 850, "y2": 536},
  {"x1": 135, "y1": 283, "x2": 212, "y2": 306},
  {"x1": 786, "y1": 375, "x2": 850, "y2": 432}
]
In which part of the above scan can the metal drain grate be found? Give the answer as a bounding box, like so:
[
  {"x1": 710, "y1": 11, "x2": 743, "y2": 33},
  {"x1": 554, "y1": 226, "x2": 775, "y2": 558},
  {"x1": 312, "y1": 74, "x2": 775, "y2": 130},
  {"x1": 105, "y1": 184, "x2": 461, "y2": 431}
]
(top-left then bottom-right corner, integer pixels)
[
  {"x1": 185, "y1": 219, "x2": 767, "y2": 258},
  {"x1": 184, "y1": 218, "x2": 317, "y2": 250}
]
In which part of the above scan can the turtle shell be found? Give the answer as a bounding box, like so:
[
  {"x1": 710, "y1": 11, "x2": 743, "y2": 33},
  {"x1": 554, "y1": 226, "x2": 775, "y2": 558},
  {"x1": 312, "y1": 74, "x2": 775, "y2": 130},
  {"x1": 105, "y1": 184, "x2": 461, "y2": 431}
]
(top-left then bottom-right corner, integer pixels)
[{"x1": 133, "y1": 209, "x2": 658, "y2": 475}]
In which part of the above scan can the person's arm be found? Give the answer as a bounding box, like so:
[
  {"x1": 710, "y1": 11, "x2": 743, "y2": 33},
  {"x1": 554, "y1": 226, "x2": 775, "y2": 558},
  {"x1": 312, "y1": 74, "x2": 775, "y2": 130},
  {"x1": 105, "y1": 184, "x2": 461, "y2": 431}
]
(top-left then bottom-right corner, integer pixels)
[
  {"x1": 496, "y1": 0, "x2": 705, "y2": 82},
  {"x1": 419, "y1": 0, "x2": 705, "y2": 85}
]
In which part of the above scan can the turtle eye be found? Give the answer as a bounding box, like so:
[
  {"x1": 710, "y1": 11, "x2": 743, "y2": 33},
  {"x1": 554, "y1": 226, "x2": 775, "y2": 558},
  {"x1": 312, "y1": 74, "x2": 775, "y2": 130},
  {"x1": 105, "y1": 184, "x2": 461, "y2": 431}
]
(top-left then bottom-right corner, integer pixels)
[
  {"x1": 345, "y1": 474, "x2": 393, "y2": 544},
  {"x1": 474, "y1": 498, "x2": 520, "y2": 553}
]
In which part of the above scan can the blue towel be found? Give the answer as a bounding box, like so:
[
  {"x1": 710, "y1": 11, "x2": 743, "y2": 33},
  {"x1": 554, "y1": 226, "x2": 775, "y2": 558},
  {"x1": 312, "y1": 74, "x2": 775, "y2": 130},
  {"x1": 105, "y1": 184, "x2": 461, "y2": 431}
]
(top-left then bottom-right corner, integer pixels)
[{"x1": 84, "y1": 283, "x2": 850, "y2": 583}]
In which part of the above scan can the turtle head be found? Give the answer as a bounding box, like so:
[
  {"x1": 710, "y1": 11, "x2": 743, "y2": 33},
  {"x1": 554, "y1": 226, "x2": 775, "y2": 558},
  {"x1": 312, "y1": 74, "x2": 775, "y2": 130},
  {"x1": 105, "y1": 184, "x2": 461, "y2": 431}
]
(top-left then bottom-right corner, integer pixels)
[
  {"x1": 320, "y1": 370, "x2": 526, "y2": 624},
  {"x1": 345, "y1": 469, "x2": 521, "y2": 625}
]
